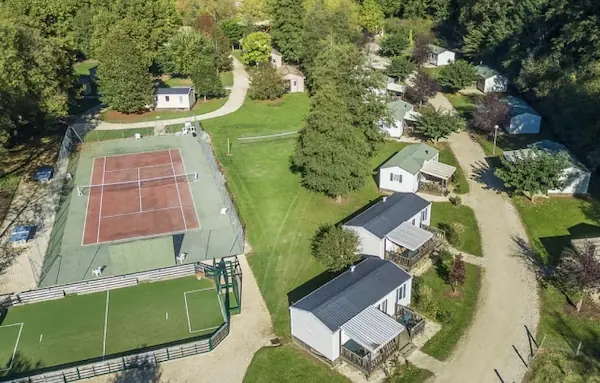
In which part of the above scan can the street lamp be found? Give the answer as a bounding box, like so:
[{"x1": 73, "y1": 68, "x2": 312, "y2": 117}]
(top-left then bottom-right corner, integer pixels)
[{"x1": 492, "y1": 125, "x2": 499, "y2": 155}]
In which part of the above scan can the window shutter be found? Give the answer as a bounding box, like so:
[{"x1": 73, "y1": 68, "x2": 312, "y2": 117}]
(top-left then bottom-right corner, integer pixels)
[{"x1": 390, "y1": 173, "x2": 394, "y2": 181}]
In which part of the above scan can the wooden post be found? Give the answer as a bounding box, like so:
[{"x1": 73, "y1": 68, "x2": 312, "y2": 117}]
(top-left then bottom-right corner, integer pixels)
[{"x1": 576, "y1": 341, "x2": 582, "y2": 356}]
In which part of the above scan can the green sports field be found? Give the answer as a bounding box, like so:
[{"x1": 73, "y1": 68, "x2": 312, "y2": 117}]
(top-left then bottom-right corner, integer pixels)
[{"x1": 0, "y1": 276, "x2": 225, "y2": 377}]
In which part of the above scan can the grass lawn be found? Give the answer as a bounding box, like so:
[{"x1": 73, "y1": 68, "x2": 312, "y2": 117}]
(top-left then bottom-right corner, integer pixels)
[
  {"x1": 473, "y1": 130, "x2": 555, "y2": 157},
  {"x1": 162, "y1": 71, "x2": 233, "y2": 88},
  {"x1": 220, "y1": 71, "x2": 234, "y2": 87},
  {"x1": 418, "y1": 263, "x2": 482, "y2": 360},
  {"x1": 514, "y1": 195, "x2": 600, "y2": 379},
  {"x1": 100, "y1": 96, "x2": 228, "y2": 123},
  {"x1": 83, "y1": 127, "x2": 155, "y2": 142},
  {"x1": 243, "y1": 346, "x2": 350, "y2": 383},
  {"x1": 444, "y1": 93, "x2": 479, "y2": 120},
  {"x1": 436, "y1": 142, "x2": 469, "y2": 194},
  {"x1": 422, "y1": 66, "x2": 442, "y2": 80},
  {"x1": 0, "y1": 277, "x2": 223, "y2": 377},
  {"x1": 73, "y1": 60, "x2": 98, "y2": 76},
  {"x1": 232, "y1": 49, "x2": 242, "y2": 63},
  {"x1": 431, "y1": 202, "x2": 483, "y2": 256},
  {"x1": 385, "y1": 360, "x2": 435, "y2": 383}
]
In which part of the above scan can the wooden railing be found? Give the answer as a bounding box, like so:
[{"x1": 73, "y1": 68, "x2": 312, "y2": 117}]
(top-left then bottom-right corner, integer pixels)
[
  {"x1": 420, "y1": 224, "x2": 445, "y2": 240},
  {"x1": 340, "y1": 336, "x2": 401, "y2": 377},
  {"x1": 395, "y1": 305, "x2": 426, "y2": 338},
  {"x1": 385, "y1": 238, "x2": 436, "y2": 270}
]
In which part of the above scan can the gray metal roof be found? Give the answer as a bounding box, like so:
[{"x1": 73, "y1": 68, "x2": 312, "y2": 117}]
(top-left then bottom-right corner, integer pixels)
[
  {"x1": 504, "y1": 96, "x2": 539, "y2": 117},
  {"x1": 386, "y1": 222, "x2": 433, "y2": 251},
  {"x1": 341, "y1": 306, "x2": 405, "y2": 353},
  {"x1": 344, "y1": 193, "x2": 431, "y2": 238},
  {"x1": 156, "y1": 87, "x2": 192, "y2": 95},
  {"x1": 292, "y1": 258, "x2": 412, "y2": 331},
  {"x1": 503, "y1": 140, "x2": 590, "y2": 173}
]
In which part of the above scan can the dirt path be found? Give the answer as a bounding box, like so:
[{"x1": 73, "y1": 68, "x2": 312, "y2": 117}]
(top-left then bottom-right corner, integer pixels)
[{"x1": 434, "y1": 131, "x2": 540, "y2": 383}]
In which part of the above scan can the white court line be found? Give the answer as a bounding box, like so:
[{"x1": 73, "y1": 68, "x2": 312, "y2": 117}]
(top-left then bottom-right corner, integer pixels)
[
  {"x1": 102, "y1": 290, "x2": 110, "y2": 359},
  {"x1": 183, "y1": 288, "x2": 218, "y2": 334},
  {"x1": 168, "y1": 150, "x2": 188, "y2": 231},
  {"x1": 96, "y1": 157, "x2": 106, "y2": 244},
  {"x1": 104, "y1": 163, "x2": 172, "y2": 173},
  {"x1": 81, "y1": 157, "x2": 97, "y2": 246},
  {"x1": 0, "y1": 322, "x2": 24, "y2": 372},
  {"x1": 101, "y1": 205, "x2": 182, "y2": 219},
  {"x1": 137, "y1": 168, "x2": 142, "y2": 212},
  {"x1": 176, "y1": 148, "x2": 201, "y2": 228},
  {"x1": 80, "y1": 226, "x2": 201, "y2": 247}
]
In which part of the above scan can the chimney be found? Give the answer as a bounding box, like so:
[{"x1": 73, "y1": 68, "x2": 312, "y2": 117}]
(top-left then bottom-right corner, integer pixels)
[
  {"x1": 350, "y1": 265, "x2": 356, "y2": 272},
  {"x1": 382, "y1": 196, "x2": 387, "y2": 202}
]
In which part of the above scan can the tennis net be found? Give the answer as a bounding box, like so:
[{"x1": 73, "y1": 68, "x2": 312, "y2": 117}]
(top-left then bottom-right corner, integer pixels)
[{"x1": 76, "y1": 172, "x2": 198, "y2": 196}]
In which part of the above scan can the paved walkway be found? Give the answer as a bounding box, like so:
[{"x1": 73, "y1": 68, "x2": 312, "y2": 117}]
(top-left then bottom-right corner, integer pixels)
[
  {"x1": 84, "y1": 57, "x2": 249, "y2": 131},
  {"x1": 89, "y1": 254, "x2": 274, "y2": 383}
]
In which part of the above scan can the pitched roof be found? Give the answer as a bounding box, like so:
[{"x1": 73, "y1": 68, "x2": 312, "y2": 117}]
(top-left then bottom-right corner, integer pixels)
[
  {"x1": 476, "y1": 65, "x2": 501, "y2": 79},
  {"x1": 278, "y1": 65, "x2": 304, "y2": 78},
  {"x1": 292, "y1": 258, "x2": 411, "y2": 331},
  {"x1": 380, "y1": 143, "x2": 438, "y2": 175},
  {"x1": 428, "y1": 44, "x2": 449, "y2": 55},
  {"x1": 344, "y1": 192, "x2": 431, "y2": 238},
  {"x1": 156, "y1": 87, "x2": 192, "y2": 95},
  {"x1": 504, "y1": 96, "x2": 539, "y2": 117},
  {"x1": 387, "y1": 100, "x2": 414, "y2": 122},
  {"x1": 503, "y1": 140, "x2": 590, "y2": 172}
]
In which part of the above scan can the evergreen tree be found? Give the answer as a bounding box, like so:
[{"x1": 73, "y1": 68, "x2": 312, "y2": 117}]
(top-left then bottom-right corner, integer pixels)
[
  {"x1": 210, "y1": 23, "x2": 232, "y2": 72},
  {"x1": 96, "y1": 24, "x2": 154, "y2": 113},
  {"x1": 220, "y1": 19, "x2": 244, "y2": 47},
  {"x1": 312, "y1": 224, "x2": 360, "y2": 271},
  {"x1": 190, "y1": 56, "x2": 226, "y2": 100},
  {"x1": 241, "y1": 31, "x2": 271, "y2": 65},
  {"x1": 292, "y1": 84, "x2": 371, "y2": 199},
  {"x1": 248, "y1": 63, "x2": 287, "y2": 100},
  {"x1": 269, "y1": 0, "x2": 304, "y2": 62},
  {"x1": 437, "y1": 60, "x2": 478, "y2": 93}
]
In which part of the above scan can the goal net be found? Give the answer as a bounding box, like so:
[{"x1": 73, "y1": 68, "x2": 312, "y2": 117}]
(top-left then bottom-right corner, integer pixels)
[{"x1": 76, "y1": 172, "x2": 198, "y2": 196}]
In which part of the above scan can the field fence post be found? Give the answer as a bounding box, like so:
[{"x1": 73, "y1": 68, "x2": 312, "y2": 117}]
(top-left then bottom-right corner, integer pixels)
[{"x1": 166, "y1": 348, "x2": 170, "y2": 360}]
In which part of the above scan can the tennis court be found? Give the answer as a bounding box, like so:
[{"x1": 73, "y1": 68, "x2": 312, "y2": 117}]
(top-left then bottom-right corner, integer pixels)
[
  {"x1": 0, "y1": 277, "x2": 225, "y2": 377},
  {"x1": 81, "y1": 149, "x2": 200, "y2": 245}
]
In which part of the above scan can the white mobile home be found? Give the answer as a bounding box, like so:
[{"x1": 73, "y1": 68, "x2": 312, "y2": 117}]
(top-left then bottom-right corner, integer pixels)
[
  {"x1": 476, "y1": 65, "x2": 508, "y2": 93},
  {"x1": 154, "y1": 87, "x2": 196, "y2": 110},
  {"x1": 278, "y1": 65, "x2": 305, "y2": 93},
  {"x1": 427, "y1": 44, "x2": 455, "y2": 66},
  {"x1": 504, "y1": 96, "x2": 541, "y2": 135},
  {"x1": 379, "y1": 100, "x2": 419, "y2": 138}
]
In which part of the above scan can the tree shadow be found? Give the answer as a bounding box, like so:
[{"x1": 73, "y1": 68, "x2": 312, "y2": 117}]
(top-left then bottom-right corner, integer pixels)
[
  {"x1": 112, "y1": 355, "x2": 164, "y2": 383},
  {"x1": 287, "y1": 268, "x2": 345, "y2": 306},
  {"x1": 470, "y1": 158, "x2": 507, "y2": 193},
  {"x1": 4, "y1": 351, "x2": 43, "y2": 375}
]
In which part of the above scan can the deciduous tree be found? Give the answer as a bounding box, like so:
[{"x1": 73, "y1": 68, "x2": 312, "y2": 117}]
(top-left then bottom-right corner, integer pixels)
[
  {"x1": 269, "y1": 0, "x2": 304, "y2": 62},
  {"x1": 448, "y1": 254, "x2": 466, "y2": 293},
  {"x1": 406, "y1": 70, "x2": 439, "y2": 105},
  {"x1": 96, "y1": 24, "x2": 154, "y2": 113},
  {"x1": 437, "y1": 60, "x2": 478, "y2": 93},
  {"x1": 412, "y1": 35, "x2": 433, "y2": 65},
  {"x1": 190, "y1": 57, "x2": 226, "y2": 100},
  {"x1": 472, "y1": 93, "x2": 510, "y2": 136},
  {"x1": 359, "y1": 0, "x2": 384, "y2": 35},
  {"x1": 558, "y1": 241, "x2": 600, "y2": 312},
  {"x1": 386, "y1": 56, "x2": 415, "y2": 81},
  {"x1": 241, "y1": 31, "x2": 271, "y2": 65},
  {"x1": 415, "y1": 106, "x2": 465, "y2": 141},
  {"x1": 311, "y1": 224, "x2": 360, "y2": 271},
  {"x1": 158, "y1": 29, "x2": 213, "y2": 75},
  {"x1": 379, "y1": 30, "x2": 409, "y2": 57},
  {"x1": 220, "y1": 19, "x2": 245, "y2": 47},
  {"x1": 494, "y1": 148, "x2": 570, "y2": 198},
  {"x1": 248, "y1": 63, "x2": 286, "y2": 100},
  {"x1": 210, "y1": 23, "x2": 232, "y2": 71}
]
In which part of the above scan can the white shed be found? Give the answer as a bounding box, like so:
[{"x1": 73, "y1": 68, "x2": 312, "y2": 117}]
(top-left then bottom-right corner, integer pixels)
[
  {"x1": 270, "y1": 49, "x2": 283, "y2": 68},
  {"x1": 427, "y1": 44, "x2": 455, "y2": 66},
  {"x1": 504, "y1": 96, "x2": 541, "y2": 135},
  {"x1": 476, "y1": 65, "x2": 508, "y2": 93},
  {"x1": 279, "y1": 65, "x2": 305, "y2": 93},
  {"x1": 154, "y1": 87, "x2": 196, "y2": 110},
  {"x1": 290, "y1": 258, "x2": 412, "y2": 364},
  {"x1": 503, "y1": 140, "x2": 591, "y2": 195}
]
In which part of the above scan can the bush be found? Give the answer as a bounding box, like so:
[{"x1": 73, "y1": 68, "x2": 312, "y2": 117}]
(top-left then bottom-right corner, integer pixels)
[
  {"x1": 414, "y1": 283, "x2": 439, "y2": 318},
  {"x1": 311, "y1": 224, "x2": 360, "y2": 271},
  {"x1": 438, "y1": 222, "x2": 461, "y2": 247},
  {"x1": 449, "y1": 195, "x2": 462, "y2": 206},
  {"x1": 379, "y1": 31, "x2": 410, "y2": 57},
  {"x1": 248, "y1": 63, "x2": 287, "y2": 100}
]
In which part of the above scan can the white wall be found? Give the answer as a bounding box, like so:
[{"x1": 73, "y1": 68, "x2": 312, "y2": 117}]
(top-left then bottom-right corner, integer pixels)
[
  {"x1": 344, "y1": 226, "x2": 382, "y2": 258},
  {"x1": 155, "y1": 92, "x2": 195, "y2": 110},
  {"x1": 271, "y1": 53, "x2": 283, "y2": 68},
  {"x1": 379, "y1": 118, "x2": 404, "y2": 138},
  {"x1": 373, "y1": 279, "x2": 413, "y2": 314},
  {"x1": 483, "y1": 75, "x2": 508, "y2": 93},
  {"x1": 549, "y1": 167, "x2": 591, "y2": 195},
  {"x1": 378, "y1": 166, "x2": 418, "y2": 192},
  {"x1": 507, "y1": 113, "x2": 541, "y2": 135},
  {"x1": 290, "y1": 308, "x2": 336, "y2": 361},
  {"x1": 436, "y1": 51, "x2": 455, "y2": 66}
]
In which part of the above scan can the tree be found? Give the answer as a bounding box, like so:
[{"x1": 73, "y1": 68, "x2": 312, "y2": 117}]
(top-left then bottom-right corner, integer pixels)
[
  {"x1": 494, "y1": 148, "x2": 570, "y2": 198},
  {"x1": 175, "y1": 0, "x2": 236, "y2": 24},
  {"x1": 210, "y1": 23, "x2": 232, "y2": 71},
  {"x1": 359, "y1": 0, "x2": 384, "y2": 35},
  {"x1": 379, "y1": 31, "x2": 409, "y2": 57},
  {"x1": 412, "y1": 35, "x2": 433, "y2": 65},
  {"x1": 96, "y1": 24, "x2": 154, "y2": 113},
  {"x1": 448, "y1": 254, "x2": 466, "y2": 293},
  {"x1": 311, "y1": 224, "x2": 360, "y2": 271},
  {"x1": 248, "y1": 63, "x2": 287, "y2": 100},
  {"x1": 437, "y1": 60, "x2": 478, "y2": 93},
  {"x1": 72, "y1": 5, "x2": 94, "y2": 57},
  {"x1": 158, "y1": 29, "x2": 213, "y2": 75},
  {"x1": 269, "y1": 0, "x2": 304, "y2": 62},
  {"x1": 406, "y1": 70, "x2": 439, "y2": 105},
  {"x1": 220, "y1": 19, "x2": 245, "y2": 47},
  {"x1": 238, "y1": 0, "x2": 268, "y2": 24},
  {"x1": 190, "y1": 57, "x2": 226, "y2": 100},
  {"x1": 415, "y1": 106, "x2": 465, "y2": 141},
  {"x1": 292, "y1": 84, "x2": 371, "y2": 199},
  {"x1": 558, "y1": 241, "x2": 600, "y2": 312},
  {"x1": 386, "y1": 56, "x2": 415, "y2": 81},
  {"x1": 472, "y1": 93, "x2": 510, "y2": 136},
  {"x1": 241, "y1": 31, "x2": 271, "y2": 65}
]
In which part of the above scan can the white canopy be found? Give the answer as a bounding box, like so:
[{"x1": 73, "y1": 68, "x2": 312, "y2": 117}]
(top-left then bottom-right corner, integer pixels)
[
  {"x1": 341, "y1": 306, "x2": 405, "y2": 354},
  {"x1": 421, "y1": 161, "x2": 456, "y2": 180},
  {"x1": 386, "y1": 222, "x2": 433, "y2": 251}
]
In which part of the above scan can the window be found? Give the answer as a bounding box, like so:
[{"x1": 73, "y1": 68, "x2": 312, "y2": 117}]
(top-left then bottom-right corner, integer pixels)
[
  {"x1": 380, "y1": 299, "x2": 387, "y2": 313},
  {"x1": 165, "y1": 96, "x2": 170, "y2": 102},
  {"x1": 411, "y1": 218, "x2": 416, "y2": 226},
  {"x1": 389, "y1": 173, "x2": 402, "y2": 183},
  {"x1": 293, "y1": 80, "x2": 297, "y2": 86},
  {"x1": 402, "y1": 284, "x2": 407, "y2": 299},
  {"x1": 179, "y1": 96, "x2": 183, "y2": 103},
  {"x1": 396, "y1": 285, "x2": 405, "y2": 302},
  {"x1": 421, "y1": 208, "x2": 428, "y2": 221}
]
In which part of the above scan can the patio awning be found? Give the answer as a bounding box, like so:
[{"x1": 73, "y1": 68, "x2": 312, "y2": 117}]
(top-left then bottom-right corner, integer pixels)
[
  {"x1": 341, "y1": 306, "x2": 405, "y2": 354},
  {"x1": 385, "y1": 222, "x2": 433, "y2": 251},
  {"x1": 404, "y1": 110, "x2": 421, "y2": 122},
  {"x1": 386, "y1": 83, "x2": 406, "y2": 93},
  {"x1": 420, "y1": 161, "x2": 456, "y2": 180}
]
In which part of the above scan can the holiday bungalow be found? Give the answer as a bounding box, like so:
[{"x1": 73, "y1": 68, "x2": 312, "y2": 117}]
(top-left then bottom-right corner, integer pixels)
[
  {"x1": 427, "y1": 44, "x2": 455, "y2": 66},
  {"x1": 503, "y1": 96, "x2": 541, "y2": 135},
  {"x1": 154, "y1": 87, "x2": 196, "y2": 110},
  {"x1": 278, "y1": 65, "x2": 305, "y2": 93},
  {"x1": 379, "y1": 100, "x2": 420, "y2": 138},
  {"x1": 476, "y1": 65, "x2": 508, "y2": 93}
]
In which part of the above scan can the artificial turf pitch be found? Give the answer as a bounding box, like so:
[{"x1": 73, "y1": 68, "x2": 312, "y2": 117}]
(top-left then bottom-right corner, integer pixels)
[{"x1": 0, "y1": 277, "x2": 224, "y2": 376}]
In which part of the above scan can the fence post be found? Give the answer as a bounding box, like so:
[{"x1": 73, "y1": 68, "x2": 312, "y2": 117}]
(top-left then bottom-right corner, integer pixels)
[
  {"x1": 576, "y1": 341, "x2": 582, "y2": 356},
  {"x1": 166, "y1": 348, "x2": 170, "y2": 360}
]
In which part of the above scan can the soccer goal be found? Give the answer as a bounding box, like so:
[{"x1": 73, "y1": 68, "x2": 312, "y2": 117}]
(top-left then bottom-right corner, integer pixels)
[{"x1": 76, "y1": 172, "x2": 198, "y2": 196}]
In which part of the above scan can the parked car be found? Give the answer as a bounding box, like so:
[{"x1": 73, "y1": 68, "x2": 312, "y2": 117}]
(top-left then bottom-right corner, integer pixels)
[{"x1": 32, "y1": 166, "x2": 54, "y2": 182}]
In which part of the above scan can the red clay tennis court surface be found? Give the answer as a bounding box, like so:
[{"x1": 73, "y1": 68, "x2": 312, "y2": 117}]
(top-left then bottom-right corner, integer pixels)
[{"x1": 82, "y1": 149, "x2": 200, "y2": 245}]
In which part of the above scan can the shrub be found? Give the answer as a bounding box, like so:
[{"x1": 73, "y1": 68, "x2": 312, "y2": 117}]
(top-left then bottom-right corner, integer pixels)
[
  {"x1": 415, "y1": 283, "x2": 438, "y2": 318},
  {"x1": 449, "y1": 195, "x2": 462, "y2": 206},
  {"x1": 248, "y1": 63, "x2": 287, "y2": 100},
  {"x1": 311, "y1": 224, "x2": 360, "y2": 271}
]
